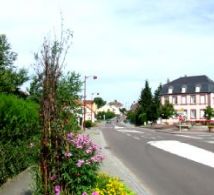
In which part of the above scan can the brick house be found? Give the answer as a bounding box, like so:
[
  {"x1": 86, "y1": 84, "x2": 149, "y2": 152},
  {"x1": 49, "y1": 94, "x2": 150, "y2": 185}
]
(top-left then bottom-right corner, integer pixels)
[{"x1": 160, "y1": 75, "x2": 214, "y2": 121}]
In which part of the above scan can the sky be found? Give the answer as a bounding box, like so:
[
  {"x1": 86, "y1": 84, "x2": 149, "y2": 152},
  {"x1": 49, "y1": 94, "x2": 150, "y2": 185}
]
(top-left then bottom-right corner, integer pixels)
[{"x1": 1, "y1": 0, "x2": 214, "y2": 108}]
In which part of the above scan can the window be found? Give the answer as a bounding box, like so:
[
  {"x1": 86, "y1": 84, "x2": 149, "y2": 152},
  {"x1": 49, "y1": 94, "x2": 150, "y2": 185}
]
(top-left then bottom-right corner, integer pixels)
[
  {"x1": 181, "y1": 86, "x2": 186, "y2": 93},
  {"x1": 172, "y1": 96, "x2": 177, "y2": 105},
  {"x1": 195, "y1": 85, "x2": 201, "y2": 93},
  {"x1": 200, "y1": 95, "x2": 205, "y2": 104},
  {"x1": 190, "y1": 95, "x2": 196, "y2": 104},
  {"x1": 168, "y1": 87, "x2": 173, "y2": 94},
  {"x1": 164, "y1": 96, "x2": 169, "y2": 104},
  {"x1": 183, "y1": 110, "x2": 188, "y2": 118},
  {"x1": 190, "y1": 109, "x2": 196, "y2": 119},
  {"x1": 200, "y1": 109, "x2": 205, "y2": 119},
  {"x1": 181, "y1": 96, "x2": 186, "y2": 105}
]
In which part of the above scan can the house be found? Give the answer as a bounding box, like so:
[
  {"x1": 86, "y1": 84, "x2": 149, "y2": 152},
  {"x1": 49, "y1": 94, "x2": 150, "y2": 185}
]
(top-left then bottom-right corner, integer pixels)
[
  {"x1": 83, "y1": 100, "x2": 97, "y2": 122},
  {"x1": 98, "y1": 103, "x2": 121, "y2": 115},
  {"x1": 160, "y1": 75, "x2": 214, "y2": 121}
]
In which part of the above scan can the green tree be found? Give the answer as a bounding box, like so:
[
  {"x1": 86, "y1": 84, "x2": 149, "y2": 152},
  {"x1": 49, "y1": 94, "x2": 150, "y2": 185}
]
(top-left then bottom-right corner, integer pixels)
[
  {"x1": 151, "y1": 84, "x2": 162, "y2": 122},
  {"x1": 94, "y1": 97, "x2": 106, "y2": 108},
  {"x1": 160, "y1": 100, "x2": 175, "y2": 119},
  {"x1": 137, "y1": 80, "x2": 153, "y2": 124},
  {"x1": 0, "y1": 34, "x2": 28, "y2": 94},
  {"x1": 204, "y1": 106, "x2": 214, "y2": 120}
]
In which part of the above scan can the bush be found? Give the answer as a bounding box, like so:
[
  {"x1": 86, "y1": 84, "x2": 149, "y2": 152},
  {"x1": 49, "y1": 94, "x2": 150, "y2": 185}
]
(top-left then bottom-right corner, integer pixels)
[
  {"x1": 0, "y1": 94, "x2": 40, "y2": 142},
  {"x1": 85, "y1": 120, "x2": 93, "y2": 128},
  {"x1": 47, "y1": 133, "x2": 104, "y2": 194},
  {"x1": 97, "y1": 111, "x2": 116, "y2": 120},
  {"x1": 0, "y1": 94, "x2": 40, "y2": 185},
  {"x1": 85, "y1": 173, "x2": 136, "y2": 195}
]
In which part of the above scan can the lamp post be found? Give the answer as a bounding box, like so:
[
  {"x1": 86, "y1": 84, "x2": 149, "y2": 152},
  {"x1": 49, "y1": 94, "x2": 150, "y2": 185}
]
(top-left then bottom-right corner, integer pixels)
[{"x1": 83, "y1": 75, "x2": 97, "y2": 130}]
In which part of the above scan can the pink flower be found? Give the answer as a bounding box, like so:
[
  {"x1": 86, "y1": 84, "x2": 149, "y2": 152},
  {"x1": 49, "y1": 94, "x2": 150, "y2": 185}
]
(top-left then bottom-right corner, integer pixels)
[
  {"x1": 67, "y1": 132, "x2": 73, "y2": 140},
  {"x1": 90, "y1": 154, "x2": 104, "y2": 163},
  {"x1": 50, "y1": 175, "x2": 57, "y2": 181},
  {"x1": 76, "y1": 159, "x2": 85, "y2": 167},
  {"x1": 91, "y1": 192, "x2": 99, "y2": 195},
  {"x1": 54, "y1": 185, "x2": 61, "y2": 195},
  {"x1": 64, "y1": 152, "x2": 72, "y2": 158},
  {"x1": 82, "y1": 192, "x2": 88, "y2": 195}
]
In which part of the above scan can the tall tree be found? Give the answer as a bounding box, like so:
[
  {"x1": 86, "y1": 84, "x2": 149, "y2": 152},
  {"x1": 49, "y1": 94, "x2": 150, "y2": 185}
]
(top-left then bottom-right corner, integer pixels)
[
  {"x1": 137, "y1": 80, "x2": 153, "y2": 124},
  {"x1": 151, "y1": 84, "x2": 162, "y2": 122},
  {"x1": 0, "y1": 34, "x2": 28, "y2": 94}
]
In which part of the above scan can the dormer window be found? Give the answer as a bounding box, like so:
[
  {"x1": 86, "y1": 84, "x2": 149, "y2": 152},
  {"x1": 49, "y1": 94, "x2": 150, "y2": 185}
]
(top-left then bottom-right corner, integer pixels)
[
  {"x1": 181, "y1": 85, "x2": 186, "y2": 93},
  {"x1": 168, "y1": 86, "x2": 173, "y2": 94},
  {"x1": 195, "y1": 85, "x2": 201, "y2": 93}
]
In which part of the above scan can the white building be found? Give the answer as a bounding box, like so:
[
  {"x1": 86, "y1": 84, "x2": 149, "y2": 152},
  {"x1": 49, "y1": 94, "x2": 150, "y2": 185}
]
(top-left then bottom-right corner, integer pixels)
[{"x1": 161, "y1": 75, "x2": 214, "y2": 121}]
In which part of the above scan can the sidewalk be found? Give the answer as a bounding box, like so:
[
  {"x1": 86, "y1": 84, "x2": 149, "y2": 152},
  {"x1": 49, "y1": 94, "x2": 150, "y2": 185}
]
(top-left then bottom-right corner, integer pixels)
[
  {"x1": 85, "y1": 127, "x2": 149, "y2": 195},
  {"x1": 0, "y1": 127, "x2": 149, "y2": 195}
]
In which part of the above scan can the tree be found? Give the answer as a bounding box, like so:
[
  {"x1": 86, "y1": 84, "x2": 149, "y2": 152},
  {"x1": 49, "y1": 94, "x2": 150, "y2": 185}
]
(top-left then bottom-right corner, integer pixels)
[
  {"x1": 204, "y1": 106, "x2": 214, "y2": 120},
  {"x1": 0, "y1": 34, "x2": 28, "y2": 94},
  {"x1": 160, "y1": 100, "x2": 175, "y2": 119},
  {"x1": 137, "y1": 80, "x2": 153, "y2": 124},
  {"x1": 94, "y1": 97, "x2": 106, "y2": 108},
  {"x1": 151, "y1": 84, "x2": 162, "y2": 122},
  {"x1": 28, "y1": 71, "x2": 82, "y2": 106}
]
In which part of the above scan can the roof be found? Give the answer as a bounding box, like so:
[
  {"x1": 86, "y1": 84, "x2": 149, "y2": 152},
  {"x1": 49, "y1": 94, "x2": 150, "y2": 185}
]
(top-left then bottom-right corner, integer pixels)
[{"x1": 161, "y1": 75, "x2": 214, "y2": 95}]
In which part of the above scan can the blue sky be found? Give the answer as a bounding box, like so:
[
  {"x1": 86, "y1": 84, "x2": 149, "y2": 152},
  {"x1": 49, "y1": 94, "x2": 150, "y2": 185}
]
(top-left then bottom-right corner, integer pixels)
[{"x1": 1, "y1": 0, "x2": 214, "y2": 108}]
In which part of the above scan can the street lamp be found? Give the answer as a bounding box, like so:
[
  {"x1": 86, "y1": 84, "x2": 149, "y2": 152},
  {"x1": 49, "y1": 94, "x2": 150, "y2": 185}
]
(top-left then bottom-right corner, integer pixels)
[{"x1": 83, "y1": 75, "x2": 97, "y2": 130}]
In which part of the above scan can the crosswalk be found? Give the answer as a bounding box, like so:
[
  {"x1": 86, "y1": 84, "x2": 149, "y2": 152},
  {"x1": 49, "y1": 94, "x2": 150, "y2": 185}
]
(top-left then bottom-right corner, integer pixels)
[{"x1": 113, "y1": 125, "x2": 214, "y2": 145}]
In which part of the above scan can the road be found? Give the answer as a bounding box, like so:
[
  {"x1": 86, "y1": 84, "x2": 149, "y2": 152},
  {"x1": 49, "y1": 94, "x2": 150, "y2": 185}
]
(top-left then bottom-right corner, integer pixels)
[{"x1": 101, "y1": 121, "x2": 214, "y2": 195}]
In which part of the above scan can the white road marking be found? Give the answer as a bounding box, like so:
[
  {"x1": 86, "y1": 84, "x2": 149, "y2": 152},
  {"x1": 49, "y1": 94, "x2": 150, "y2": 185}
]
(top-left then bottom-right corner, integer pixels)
[
  {"x1": 116, "y1": 129, "x2": 143, "y2": 133},
  {"x1": 148, "y1": 140, "x2": 214, "y2": 168},
  {"x1": 115, "y1": 126, "x2": 124, "y2": 129},
  {"x1": 176, "y1": 135, "x2": 202, "y2": 140},
  {"x1": 133, "y1": 136, "x2": 140, "y2": 140},
  {"x1": 206, "y1": 141, "x2": 214, "y2": 144}
]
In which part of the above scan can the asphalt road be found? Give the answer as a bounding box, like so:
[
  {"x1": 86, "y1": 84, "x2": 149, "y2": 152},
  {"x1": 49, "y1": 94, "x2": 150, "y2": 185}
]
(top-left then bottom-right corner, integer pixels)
[{"x1": 101, "y1": 122, "x2": 214, "y2": 195}]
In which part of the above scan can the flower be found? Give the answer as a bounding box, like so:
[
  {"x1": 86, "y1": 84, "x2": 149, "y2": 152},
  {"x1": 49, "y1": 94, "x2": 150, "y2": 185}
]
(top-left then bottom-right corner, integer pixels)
[
  {"x1": 64, "y1": 152, "x2": 72, "y2": 158},
  {"x1": 91, "y1": 192, "x2": 99, "y2": 195},
  {"x1": 82, "y1": 192, "x2": 88, "y2": 195},
  {"x1": 54, "y1": 185, "x2": 61, "y2": 195},
  {"x1": 67, "y1": 132, "x2": 73, "y2": 140},
  {"x1": 50, "y1": 175, "x2": 57, "y2": 181},
  {"x1": 90, "y1": 154, "x2": 104, "y2": 163},
  {"x1": 76, "y1": 159, "x2": 85, "y2": 167}
]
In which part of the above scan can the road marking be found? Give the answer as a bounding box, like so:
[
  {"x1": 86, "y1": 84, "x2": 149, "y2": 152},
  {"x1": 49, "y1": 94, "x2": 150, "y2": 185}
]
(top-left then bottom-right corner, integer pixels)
[
  {"x1": 148, "y1": 140, "x2": 214, "y2": 168},
  {"x1": 115, "y1": 126, "x2": 124, "y2": 129},
  {"x1": 176, "y1": 135, "x2": 202, "y2": 140},
  {"x1": 206, "y1": 141, "x2": 214, "y2": 144},
  {"x1": 133, "y1": 136, "x2": 140, "y2": 140},
  {"x1": 116, "y1": 129, "x2": 143, "y2": 133}
]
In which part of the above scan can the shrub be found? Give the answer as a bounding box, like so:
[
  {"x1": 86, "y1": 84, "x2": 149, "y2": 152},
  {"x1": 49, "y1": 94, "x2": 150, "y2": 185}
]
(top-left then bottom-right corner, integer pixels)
[
  {"x1": 43, "y1": 133, "x2": 104, "y2": 194},
  {"x1": 0, "y1": 94, "x2": 40, "y2": 142},
  {"x1": 0, "y1": 94, "x2": 40, "y2": 185},
  {"x1": 84, "y1": 173, "x2": 136, "y2": 195},
  {"x1": 85, "y1": 120, "x2": 93, "y2": 128}
]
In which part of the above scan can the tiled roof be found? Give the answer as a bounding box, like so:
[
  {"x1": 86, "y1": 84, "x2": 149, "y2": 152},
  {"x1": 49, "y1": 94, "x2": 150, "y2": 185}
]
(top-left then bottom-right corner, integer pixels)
[{"x1": 161, "y1": 75, "x2": 214, "y2": 95}]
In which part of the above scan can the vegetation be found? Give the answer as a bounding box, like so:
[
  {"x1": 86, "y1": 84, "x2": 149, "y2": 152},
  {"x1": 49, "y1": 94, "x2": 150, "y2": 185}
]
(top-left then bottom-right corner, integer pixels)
[
  {"x1": 89, "y1": 173, "x2": 136, "y2": 195},
  {"x1": 0, "y1": 34, "x2": 28, "y2": 95},
  {"x1": 160, "y1": 100, "x2": 175, "y2": 119},
  {"x1": 85, "y1": 120, "x2": 93, "y2": 128},
  {"x1": 127, "y1": 81, "x2": 174, "y2": 125},
  {"x1": 204, "y1": 106, "x2": 214, "y2": 120},
  {"x1": 0, "y1": 94, "x2": 40, "y2": 185},
  {"x1": 94, "y1": 97, "x2": 106, "y2": 109},
  {"x1": 97, "y1": 111, "x2": 116, "y2": 120}
]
